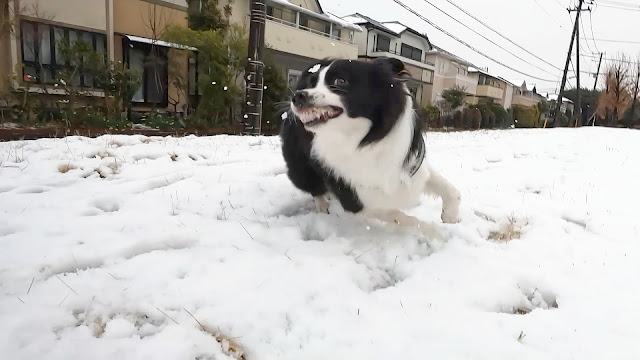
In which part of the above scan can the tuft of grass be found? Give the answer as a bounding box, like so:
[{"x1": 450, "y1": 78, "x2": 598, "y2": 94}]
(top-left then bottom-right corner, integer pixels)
[
  {"x1": 489, "y1": 215, "x2": 525, "y2": 242},
  {"x1": 58, "y1": 162, "x2": 77, "y2": 173}
]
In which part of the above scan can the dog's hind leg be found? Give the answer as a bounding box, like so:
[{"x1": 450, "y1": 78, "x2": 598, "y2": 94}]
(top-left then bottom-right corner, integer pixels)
[{"x1": 424, "y1": 169, "x2": 461, "y2": 224}]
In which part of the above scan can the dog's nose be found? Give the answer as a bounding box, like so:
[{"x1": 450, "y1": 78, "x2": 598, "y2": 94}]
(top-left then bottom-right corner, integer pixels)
[{"x1": 292, "y1": 91, "x2": 309, "y2": 108}]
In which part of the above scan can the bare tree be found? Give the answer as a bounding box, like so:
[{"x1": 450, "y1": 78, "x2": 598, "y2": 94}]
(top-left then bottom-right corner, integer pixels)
[{"x1": 597, "y1": 53, "x2": 632, "y2": 126}]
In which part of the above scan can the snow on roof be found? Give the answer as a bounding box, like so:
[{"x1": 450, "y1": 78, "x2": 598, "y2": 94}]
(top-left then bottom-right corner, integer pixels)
[
  {"x1": 343, "y1": 13, "x2": 399, "y2": 36},
  {"x1": 341, "y1": 15, "x2": 367, "y2": 24},
  {"x1": 547, "y1": 94, "x2": 573, "y2": 103},
  {"x1": 326, "y1": 12, "x2": 363, "y2": 31},
  {"x1": 381, "y1": 22, "x2": 407, "y2": 34}
]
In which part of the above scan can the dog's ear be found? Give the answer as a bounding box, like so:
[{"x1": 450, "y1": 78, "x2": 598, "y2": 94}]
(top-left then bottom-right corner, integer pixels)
[{"x1": 373, "y1": 57, "x2": 411, "y2": 81}]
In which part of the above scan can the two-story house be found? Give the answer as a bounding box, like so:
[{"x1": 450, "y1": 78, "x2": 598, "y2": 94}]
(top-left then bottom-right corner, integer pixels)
[
  {"x1": 341, "y1": 13, "x2": 435, "y2": 107},
  {"x1": 1, "y1": 0, "x2": 194, "y2": 115},
  {"x1": 424, "y1": 44, "x2": 476, "y2": 105},
  {"x1": 511, "y1": 79, "x2": 541, "y2": 107},
  {"x1": 220, "y1": 0, "x2": 361, "y2": 89}
]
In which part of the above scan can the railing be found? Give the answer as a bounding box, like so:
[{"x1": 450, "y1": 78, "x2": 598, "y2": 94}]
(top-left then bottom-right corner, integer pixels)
[
  {"x1": 265, "y1": 15, "x2": 356, "y2": 45},
  {"x1": 371, "y1": 48, "x2": 436, "y2": 66}
]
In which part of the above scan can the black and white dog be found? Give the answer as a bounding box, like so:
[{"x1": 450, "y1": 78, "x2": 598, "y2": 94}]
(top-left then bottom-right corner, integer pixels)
[{"x1": 280, "y1": 57, "x2": 461, "y2": 235}]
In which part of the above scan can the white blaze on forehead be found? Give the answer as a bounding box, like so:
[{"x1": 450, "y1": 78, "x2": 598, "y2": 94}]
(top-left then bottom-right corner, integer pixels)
[{"x1": 308, "y1": 64, "x2": 322, "y2": 73}]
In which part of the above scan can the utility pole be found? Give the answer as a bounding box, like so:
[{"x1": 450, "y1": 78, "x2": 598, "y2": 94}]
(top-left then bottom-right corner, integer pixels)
[
  {"x1": 242, "y1": 0, "x2": 266, "y2": 135},
  {"x1": 593, "y1": 52, "x2": 603, "y2": 91},
  {"x1": 567, "y1": 1, "x2": 591, "y2": 127},
  {"x1": 554, "y1": 0, "x2": 589, "y2": 126}
]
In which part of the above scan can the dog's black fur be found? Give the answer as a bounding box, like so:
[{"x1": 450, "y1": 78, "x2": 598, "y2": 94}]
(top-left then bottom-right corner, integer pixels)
[{"x1": 280, "y1": 58, "x2": 424, "y2": 214}]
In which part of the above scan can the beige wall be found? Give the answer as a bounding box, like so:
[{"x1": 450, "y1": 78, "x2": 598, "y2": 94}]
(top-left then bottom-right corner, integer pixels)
[
  {"x1": 476, "y1": 85, "x2": 504, "y2": 99},
  {"x1": 512, "y1": 94, "x2": 539, "y2": 107},
  {"x1": 113, "y1": 0, "x2": 187, "y2": 37},
  {"x1": 264, "y1": 19, "x2": 357, "y2": 60},
  {"x1": 220, "y1": 0, "x2": 249, "y2": 27},
  {"x1": 19, "y1": 0, "x2": 107, "y2": 31}
]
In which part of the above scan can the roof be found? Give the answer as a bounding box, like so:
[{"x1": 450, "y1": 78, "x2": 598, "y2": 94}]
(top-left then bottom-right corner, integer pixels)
[
  {"x1": 428, "y1": 44, "x2": 474, "y2": 67},
  {"x1": 469, "y1": 66, "x2": 500, "y2": 79},
  {"x1": 382, "y1": 21, "x2": 431, "y2": 46},
  {"x1": 547, "y1": 94, "x2": 573, "y2": 103},
  {"x1": 268, "y1": 0, "x2": 362, "y2": 31},
  {"x1": 342, "y1": 13, "x2": 399, "y2": 36}
]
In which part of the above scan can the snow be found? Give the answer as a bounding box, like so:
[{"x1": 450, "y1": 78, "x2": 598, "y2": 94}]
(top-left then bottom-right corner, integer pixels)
[
  {"x1": 308, "y1": 63, "x2": 322, "y2": 73},
  {"x1": 1, "y1": 128, "x2": 640, "y2": 359},
  {"x1": 381, "y1": 22, "x2": 407, "y2": 34}
]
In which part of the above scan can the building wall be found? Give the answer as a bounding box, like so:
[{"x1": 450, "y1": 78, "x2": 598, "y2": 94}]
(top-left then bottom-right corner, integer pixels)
[
  {"x1": 112, "y1": 0, "x2": 189, "y2": 112},
  {"x1": 501, "y1": 84, "x2": 514, "y2": 109},
  {"x1": 219, "y1": 0, "x2": 249, "y2": 27},
  {"x1": 264, "y1": 20, "x2": 358, "y2": 60},
  {"x1": 19, "y1": 0, "x2": 107, "y2": 31},
  {"x1": 113, "y1": 0, "x2": 188, "y2": 37}
]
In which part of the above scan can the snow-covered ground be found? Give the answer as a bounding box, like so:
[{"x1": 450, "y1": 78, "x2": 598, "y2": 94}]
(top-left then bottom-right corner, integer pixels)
[{"x1": 1, "y1": 128, "x2": 639, "y2": 360}]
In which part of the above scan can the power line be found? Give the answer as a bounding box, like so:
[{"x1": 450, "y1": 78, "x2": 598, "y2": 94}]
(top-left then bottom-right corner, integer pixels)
[
  {"x1": 391, "y1": 0, "x2": 559, "y2": 82},
  {"x1": 581, "y1": 38, "x2": 640, "y2": 44},
  {"x1": 587, "y1": 11, "x2": 601, "y2": 53},
  {"x1": 597, "y1": 0, "x2": 640, "y2": 8},
  {"x1": 531, "y1": 0, "x2": 566, "y2": 28},
  {"x1": 596, "y1": 3, "x2": 640, "y2": 11},
  {"x1": 416, "y1": 0, "x2": 561, "y2": 77},
  {"x1": 579, "y1": 11, "x2": 596, "y2": 54},
  {"x1": 439, "y1": 0, "x2": 563, "y2": 71},
  {"x1": 582, "y1": 53, "x2": 637, "y2": 64}
]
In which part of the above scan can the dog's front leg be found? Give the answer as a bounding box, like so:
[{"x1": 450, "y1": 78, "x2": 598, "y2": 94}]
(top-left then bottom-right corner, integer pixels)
[
  {"x1": 362, "y1": 209, "x2": 443, "y2": 240},
  {"x1": 424, "y1": 170, "x2": 461, "y2": 224}
]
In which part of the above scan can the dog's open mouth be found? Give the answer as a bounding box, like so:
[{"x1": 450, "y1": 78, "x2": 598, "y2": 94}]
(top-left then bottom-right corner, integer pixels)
[{"x1": 295, "y1": 106, "x2": 343, "y2": 126}]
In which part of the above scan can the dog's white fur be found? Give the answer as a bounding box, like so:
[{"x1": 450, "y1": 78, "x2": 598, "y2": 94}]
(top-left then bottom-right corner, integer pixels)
[{"x1": 294, "y1": 65, "x2": 461, "y2": 234}]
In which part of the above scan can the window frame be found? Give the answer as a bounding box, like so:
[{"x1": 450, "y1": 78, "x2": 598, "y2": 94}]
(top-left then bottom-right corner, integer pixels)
[
  {"x1": 20, "y1": 20, "x2": 106, "y2": 88},
  {"x1": 376, "y1": 34, "x2": 391, "y2": 52},
  {"x1": 400, "y1": 43, "x2": 423, "y2": 62},
  {"x1": 123, "y1": 38, "x2": 170, "y2": 107}
]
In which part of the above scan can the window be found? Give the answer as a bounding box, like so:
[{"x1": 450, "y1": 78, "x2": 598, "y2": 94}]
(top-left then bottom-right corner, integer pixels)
[
  {"x1": 266, "y1": 6, "x2": 295, "y2": 23},
  {"x1": 332, "y1": 27, "x2": 342, "y2": 40},
  {"x1": 423, "y1": 69, "x2": 433, "y2": 84},
  {"x1": 126, "y1": 41, "x2": 169, "y2": 106},
  {"x1": 376, "y1": 35, "x2": 390, "y2": 52},
  {"x1": 401, "y1": 43, "x2": 422, "y2": 62},
  {"x1": 20, "y1": 20, "x2": 106, "y2": 87},
  {"x1": 288, "y1": 69, "x2": 302, "y2": 90}
]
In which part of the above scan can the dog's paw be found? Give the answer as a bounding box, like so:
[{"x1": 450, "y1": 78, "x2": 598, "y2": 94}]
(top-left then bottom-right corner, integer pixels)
[
  {"x1": 441, "y1": 209, "x2": 460, "y2": 224},
  {"x1": 314, "y1": 195, "x2": 330, "y2": 214}
]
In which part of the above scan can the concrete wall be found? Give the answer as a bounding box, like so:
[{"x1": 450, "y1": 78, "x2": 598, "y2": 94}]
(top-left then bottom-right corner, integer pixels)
[
  {"x1": 113, "y1": 0, "x2": 187, "y2": 37},
  {"x1": 476, "y1": 85, "x2": 504, "y2": 99},
  {"x1": 501, "y1": 84, "x2": 514, "y2": 109},
  {"x1": 264, "y1": 19, "x2": 357, "y2": 60},
  {"x1": 19, "y1": 0, "x2": 107, "y2": 31}
]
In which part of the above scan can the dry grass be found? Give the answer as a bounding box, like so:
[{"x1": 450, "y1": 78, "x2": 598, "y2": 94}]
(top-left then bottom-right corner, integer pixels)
[
  {"x1": 489, "y1": 215, "x2": 524, "y2": 242},
  {"x1": 57, "y1": 162, "x2": 77, "y2": 173}
]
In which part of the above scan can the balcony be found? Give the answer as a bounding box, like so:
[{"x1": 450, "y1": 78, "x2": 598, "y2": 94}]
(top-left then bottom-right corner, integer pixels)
[
  {"x1": 443, "y1": 72, "x2": 477, "y2": 94},
  {"x1": 512, "y1": 94, "x2": 540, "y2": 107},
  {"x1": 369, "y1": 49, "x2": 435, "y2": 70},
  {"x1": 264, "y1": 16, "x2": 358, "y2": 60},
  {"x1": 476, "y1": 85, "x2": 503, "y2": 99}
]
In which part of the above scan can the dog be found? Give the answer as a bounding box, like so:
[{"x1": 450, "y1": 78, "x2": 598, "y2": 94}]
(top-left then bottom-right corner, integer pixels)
[{"x1": 279, "y1": 57, "x2": 461, "y2": 236}]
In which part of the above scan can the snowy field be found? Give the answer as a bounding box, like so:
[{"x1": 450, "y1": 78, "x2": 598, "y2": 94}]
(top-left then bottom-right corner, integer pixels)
[{"x1": 1, "y1": 127, "x2": 639, "y2": 360}]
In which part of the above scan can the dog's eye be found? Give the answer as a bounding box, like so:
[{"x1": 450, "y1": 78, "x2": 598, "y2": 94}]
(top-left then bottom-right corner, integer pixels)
[{"x1": 333, "y1": 78, "x2": 348, "y2": 86}]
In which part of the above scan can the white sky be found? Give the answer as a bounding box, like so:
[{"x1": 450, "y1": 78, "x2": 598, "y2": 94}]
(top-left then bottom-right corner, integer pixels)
[{"x1": 321, "y1": 0, "x2": 640, "y2": 93}]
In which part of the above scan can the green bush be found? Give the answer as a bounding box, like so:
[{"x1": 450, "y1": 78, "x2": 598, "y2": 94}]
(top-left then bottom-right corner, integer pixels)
[
  {"x1": 462, "y1": 108, "x2": 473, "y2": 129},
  {"x1": 416, "y1": 105, "x2": 441, "y2": 128},
  {"x1": 513, "y1": 105, "x2": 539, "y2": 128}
]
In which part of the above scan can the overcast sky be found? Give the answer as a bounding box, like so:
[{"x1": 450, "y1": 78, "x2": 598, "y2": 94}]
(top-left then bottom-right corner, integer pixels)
[{"x1": 321, "y1": 0, "x2": 640, "y2": 93}]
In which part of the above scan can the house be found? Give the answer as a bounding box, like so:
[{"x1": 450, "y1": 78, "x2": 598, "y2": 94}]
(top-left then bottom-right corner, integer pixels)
[
  {"x1": 1, "y1": 0, "x2": 194, "y2": 115},
  {"x1": 219, "y1": 0, "x2": 361, "y2": 89},
  {"x1": 341, "y1": 13, "x2": 435, "y2": 107},
  {"x1": 546, "y1": 93, "x2": 574, "y2": 114},
  {"x1": 510, "y1": 79, "x2": 541, "y2": 107},
  {"x1": 424, "y1": 44, "x2": 476, "y2": 106},
  {"x1": 466, "y1": 67, "x2": 505, "y2": 106}
]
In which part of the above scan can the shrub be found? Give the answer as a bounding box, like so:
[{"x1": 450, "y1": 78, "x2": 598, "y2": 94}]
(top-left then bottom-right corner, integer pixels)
[
  {"x1": 472, "y1": 108, "x2": 482, "y2": 129},
  {"x1": 462, "y1": 108, "x2": 473, "y2": 128},
  {"x1": 513, "y1": 105, "x2": 539, "y2": 128},
  {"x1": 417, "y1": 105, "x2": 441, "y2": 128},
  {"x1": 453, "y1": 110, "x2": 463, "y2": 128}
]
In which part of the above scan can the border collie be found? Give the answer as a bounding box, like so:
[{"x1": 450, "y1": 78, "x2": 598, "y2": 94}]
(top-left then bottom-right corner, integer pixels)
[{"x1": 280, "y1": 57, "x2": 461, "y2": 236}]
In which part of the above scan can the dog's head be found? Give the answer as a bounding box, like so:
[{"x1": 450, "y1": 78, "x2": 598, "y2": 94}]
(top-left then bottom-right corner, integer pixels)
[{"x1": 289, "y1": 57, "x2": 413, "y2": 144}]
